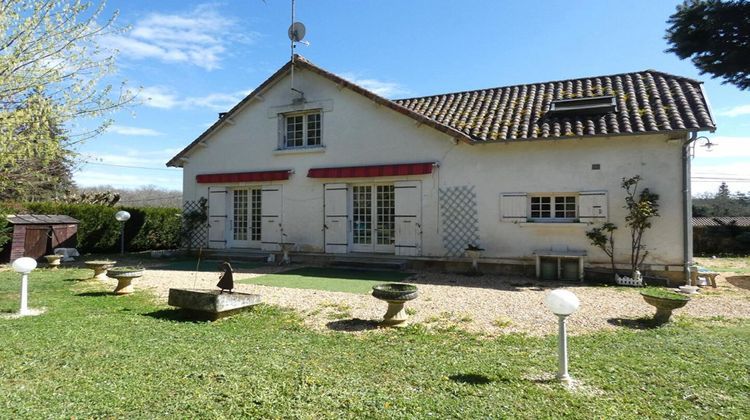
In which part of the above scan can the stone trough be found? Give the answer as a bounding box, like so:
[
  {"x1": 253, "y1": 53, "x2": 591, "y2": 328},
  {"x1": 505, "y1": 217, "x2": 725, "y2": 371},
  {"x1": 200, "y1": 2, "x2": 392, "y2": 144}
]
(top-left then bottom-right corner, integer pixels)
[{"x1": 168, "y1": 288, "x2": 262, "y2": 321}]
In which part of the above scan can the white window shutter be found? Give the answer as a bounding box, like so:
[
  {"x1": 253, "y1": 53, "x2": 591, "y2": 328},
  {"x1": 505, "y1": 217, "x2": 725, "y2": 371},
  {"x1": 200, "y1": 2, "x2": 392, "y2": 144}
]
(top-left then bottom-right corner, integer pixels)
[
  {"x1": 260, "y1": 186, "x2": 283, "y2": 251},
  {"x1": 579, "y1": 191, "x2": 608, "y2": 222},
  {"x1": 208, "y1": 187, "x2": 228, "y2": 248},
  {"x1": 394, "y1": 181, "x2": 422, "y2": 256},
  {"x1": 500, "y1": 193, "x2": 527, "y2": 222},
  {"x1": 324, "y1": 183, "x2": 348, "y2": 254}
]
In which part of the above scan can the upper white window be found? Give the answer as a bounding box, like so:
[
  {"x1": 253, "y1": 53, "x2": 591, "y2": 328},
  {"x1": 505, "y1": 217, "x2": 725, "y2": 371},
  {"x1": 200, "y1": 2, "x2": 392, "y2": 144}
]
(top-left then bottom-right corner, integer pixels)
[
  {"x1": 284, "y1": 111, "x2": 321, "y2": 148},
  {"x1": 529, "y1": 195, "x2": 577, "y2": 221}
]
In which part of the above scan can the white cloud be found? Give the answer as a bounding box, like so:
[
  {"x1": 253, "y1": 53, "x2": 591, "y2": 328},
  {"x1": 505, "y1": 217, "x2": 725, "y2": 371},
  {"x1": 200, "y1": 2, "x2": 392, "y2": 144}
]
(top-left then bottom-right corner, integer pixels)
[
  {"x1": 139, "y1": 86, "x2": 180, "y2": 109},
  {"x1": 339, "y1": 72, "x2": 409, "y2": 98},
  {"x1": 139, "y1": 85, "x2": 249, "y2": 111},
  {"x1": 108, "y1": 125, "x2": 163, "y2": 136},
  {"x1": 717, "y1": 104, "x2": 750, "y2": 117},
  {"x1": 105, "y1": 4, "x2": 255, "y2": 70}
]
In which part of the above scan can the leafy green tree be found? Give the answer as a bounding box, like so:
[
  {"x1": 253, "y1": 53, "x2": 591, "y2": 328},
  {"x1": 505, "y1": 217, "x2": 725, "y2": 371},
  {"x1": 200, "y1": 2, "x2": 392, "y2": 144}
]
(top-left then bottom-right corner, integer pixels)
[
  {"x1": 0, "y1": 0, "x2": 134, "y2": 201},
  {"x1": 665, "y1": 0, "x2": 750, "y2": 90},
  {"x1": 586, "y1": 176, "x2": 660, "y2": 279},
  {"x1": 623, "y1": 176, "x2": 660, "y2": 275}
]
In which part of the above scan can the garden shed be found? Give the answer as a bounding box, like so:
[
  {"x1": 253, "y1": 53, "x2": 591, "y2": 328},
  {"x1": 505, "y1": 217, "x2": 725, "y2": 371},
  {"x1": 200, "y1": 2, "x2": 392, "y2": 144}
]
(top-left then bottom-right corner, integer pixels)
[{"x1": 1, "y1": 215, "x2": 79, "y2": 262}]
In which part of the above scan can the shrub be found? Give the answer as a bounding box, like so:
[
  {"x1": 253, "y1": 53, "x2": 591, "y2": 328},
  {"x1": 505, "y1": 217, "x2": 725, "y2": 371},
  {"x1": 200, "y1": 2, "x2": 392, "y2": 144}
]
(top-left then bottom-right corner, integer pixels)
[{"x1": 23, "y1": 202, "x2": 181, "y2": 253}]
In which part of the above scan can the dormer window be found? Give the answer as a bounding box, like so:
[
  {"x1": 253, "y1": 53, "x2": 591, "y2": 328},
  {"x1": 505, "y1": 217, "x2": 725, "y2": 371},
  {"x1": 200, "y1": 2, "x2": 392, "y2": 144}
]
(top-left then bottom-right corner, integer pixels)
[
  {"x1": 284, "y1": 110, "x2": 321, "y2": 148},
  {"x1": 548, "y1": 96, "x2": 617, "y2": 115}
]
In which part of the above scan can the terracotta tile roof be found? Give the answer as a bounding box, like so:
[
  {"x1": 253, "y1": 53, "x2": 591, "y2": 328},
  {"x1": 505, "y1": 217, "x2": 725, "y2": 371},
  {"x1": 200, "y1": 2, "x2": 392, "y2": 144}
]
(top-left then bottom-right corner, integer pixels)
[
  {"x1": 693, "y1": 217, "x2": 750, "y2": 227},
  {"x1": 394, "y1": 70, "x2": 716, "y2": 142},
  {"x1": 167, "y1": 58, "x2": 716, "y2": 167}
]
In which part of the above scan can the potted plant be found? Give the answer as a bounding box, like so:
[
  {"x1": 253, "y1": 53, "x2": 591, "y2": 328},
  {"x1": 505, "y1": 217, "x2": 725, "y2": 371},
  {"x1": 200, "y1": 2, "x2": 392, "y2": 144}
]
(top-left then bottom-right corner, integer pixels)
[
  {"x1": 640, "y1": 287, "x2": 690, "y2": 324},
  {"x1": 106, "y1": 266, "x2": 145, "y2": 295}
]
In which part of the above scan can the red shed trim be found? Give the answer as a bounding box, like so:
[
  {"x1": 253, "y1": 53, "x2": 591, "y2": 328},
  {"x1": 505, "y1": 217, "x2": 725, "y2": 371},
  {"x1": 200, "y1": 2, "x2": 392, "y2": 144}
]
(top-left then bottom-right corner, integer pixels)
[
  {"x1": 307, "y1": 162, "x2": 436, "y2": 179},
  {"x1": 196, "y1": 170, "x2": 292, "y2": 184}
]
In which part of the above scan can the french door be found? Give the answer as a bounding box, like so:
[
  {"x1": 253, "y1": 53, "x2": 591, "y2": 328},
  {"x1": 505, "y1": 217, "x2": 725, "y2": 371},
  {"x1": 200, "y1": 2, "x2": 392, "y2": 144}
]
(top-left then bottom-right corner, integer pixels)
[
  {"x1": 351, "y1": 184, "x2": 395, "y2": 253},
  {"x1": 230, "y1": 188, "x2": 262, "y2": 248}
]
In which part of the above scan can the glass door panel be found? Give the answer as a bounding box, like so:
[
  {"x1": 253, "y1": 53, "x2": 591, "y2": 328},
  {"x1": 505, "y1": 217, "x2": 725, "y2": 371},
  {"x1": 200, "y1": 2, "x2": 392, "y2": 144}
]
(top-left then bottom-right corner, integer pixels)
[
  {"x1": 351, "y1": 185, "x2": 372, "y2": 251},
  {"x1": 350, "y1": 184, "x2": 394, "y2": 253},
  {"x1": 374, "y1": 185, "x2": 395, "y2": 252},
  {"x1": 231, "y1": 188, "x2": 262, "y2": 248}
]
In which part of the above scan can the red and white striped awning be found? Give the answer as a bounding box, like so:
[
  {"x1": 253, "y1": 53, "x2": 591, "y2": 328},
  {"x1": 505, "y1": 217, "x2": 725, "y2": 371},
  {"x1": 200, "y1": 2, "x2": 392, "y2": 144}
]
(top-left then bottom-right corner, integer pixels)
[
  {"x1": 196, "y1": 170, "x2": 292, "y2": 184},
  {"x1": 307, "y1": 162, "x2": 435, "y2": 178}
]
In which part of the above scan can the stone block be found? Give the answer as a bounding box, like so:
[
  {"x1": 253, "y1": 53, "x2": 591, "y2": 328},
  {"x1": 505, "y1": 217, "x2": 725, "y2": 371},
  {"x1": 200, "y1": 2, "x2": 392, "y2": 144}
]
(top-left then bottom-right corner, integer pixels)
[{"x1": 168, "y1": 288, "x2": 261, "y2": 320}]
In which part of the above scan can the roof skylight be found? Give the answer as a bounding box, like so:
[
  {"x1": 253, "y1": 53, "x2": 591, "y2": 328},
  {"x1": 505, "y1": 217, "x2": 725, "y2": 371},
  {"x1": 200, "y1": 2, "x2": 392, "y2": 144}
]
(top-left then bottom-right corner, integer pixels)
[{"x1": 548, "y1": 96, "x2": 617, "y2": 115}]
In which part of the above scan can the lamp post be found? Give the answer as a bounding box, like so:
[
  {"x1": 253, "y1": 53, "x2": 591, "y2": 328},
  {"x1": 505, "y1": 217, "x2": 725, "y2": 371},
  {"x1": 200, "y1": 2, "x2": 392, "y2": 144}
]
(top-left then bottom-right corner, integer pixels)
[
  {"x1": 115, "y1": 210, "x2": 131, "y2": 255},
  {"x1": 544, "y1": 289, "x2": 580, "y2": 383},
  {"x1": 12, "y1": 257, "x2": 37, "y2": 316}
]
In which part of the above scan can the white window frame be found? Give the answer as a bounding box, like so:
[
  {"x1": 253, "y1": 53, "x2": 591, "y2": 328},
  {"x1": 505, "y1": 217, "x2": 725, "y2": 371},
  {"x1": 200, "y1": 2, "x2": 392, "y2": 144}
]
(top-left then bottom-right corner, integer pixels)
[
  {"x1": 282, "y1": 110, "x2": 322, "y2": 149},
  {"x1": 529, "y1": 194, "x2": 578, "y2": 223}
]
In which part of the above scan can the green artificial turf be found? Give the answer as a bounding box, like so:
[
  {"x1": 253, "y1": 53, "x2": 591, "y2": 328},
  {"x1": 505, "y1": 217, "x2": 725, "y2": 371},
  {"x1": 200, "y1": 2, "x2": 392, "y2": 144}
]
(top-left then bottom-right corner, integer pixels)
[
  {"x1": 153, "y1": 259, "x2": 264, "y2": 272},
  {"x1": 239, "y1": 267, "x2": 413, "y2": 294},
  {"x1": 1, "y1": 268, "x2": 749, "y2": 418}
]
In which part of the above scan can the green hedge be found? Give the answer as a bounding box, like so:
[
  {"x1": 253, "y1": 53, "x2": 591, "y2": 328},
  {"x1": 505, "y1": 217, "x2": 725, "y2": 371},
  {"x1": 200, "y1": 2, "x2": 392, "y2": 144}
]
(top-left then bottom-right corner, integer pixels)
[{"x1": 23, "y1": 202, "x2": 181, "y2": 253}]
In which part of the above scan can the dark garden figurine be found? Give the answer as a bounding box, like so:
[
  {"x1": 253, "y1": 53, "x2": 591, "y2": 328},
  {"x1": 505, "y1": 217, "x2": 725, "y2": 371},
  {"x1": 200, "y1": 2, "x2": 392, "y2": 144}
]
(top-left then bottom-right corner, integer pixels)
[{"x1": 217, "y1": 260, "x2": 234, "y2": 293}]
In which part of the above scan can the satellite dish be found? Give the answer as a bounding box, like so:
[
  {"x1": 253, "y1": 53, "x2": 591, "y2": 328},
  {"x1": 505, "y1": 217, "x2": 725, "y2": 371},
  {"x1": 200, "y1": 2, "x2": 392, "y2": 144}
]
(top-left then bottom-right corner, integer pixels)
[{"x1": 288, "y1": 22, "x2": 306, "y2": 42}]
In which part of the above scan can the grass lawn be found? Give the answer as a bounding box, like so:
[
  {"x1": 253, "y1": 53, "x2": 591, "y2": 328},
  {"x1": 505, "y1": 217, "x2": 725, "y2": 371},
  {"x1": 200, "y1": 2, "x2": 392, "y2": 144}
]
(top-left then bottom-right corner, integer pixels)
[
  {"x1": 695, "y1": 256, "x2": 750, "y2": 274},
  {"x1": 151, "y1": 259, "x2": 264, "y2": 272},
  {"x1": 239, "y1": 267, "x2": 413, "y2": 294},
  {"x1": 1, "y1": 268, "x2": 749, "y2": 418}
]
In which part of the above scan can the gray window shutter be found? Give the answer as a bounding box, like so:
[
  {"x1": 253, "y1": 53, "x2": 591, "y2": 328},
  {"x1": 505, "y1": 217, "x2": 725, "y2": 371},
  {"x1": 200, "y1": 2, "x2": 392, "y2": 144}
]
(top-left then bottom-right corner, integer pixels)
[
  {"x1": 579, "y1": 191, "x2": 608, "y2": 222},
  {"x1": 208, "y1": 187, "x2": 228, "y2": 248},
  {"x1": 500, "y1": 193, "x2": 527, "y2": 222}
]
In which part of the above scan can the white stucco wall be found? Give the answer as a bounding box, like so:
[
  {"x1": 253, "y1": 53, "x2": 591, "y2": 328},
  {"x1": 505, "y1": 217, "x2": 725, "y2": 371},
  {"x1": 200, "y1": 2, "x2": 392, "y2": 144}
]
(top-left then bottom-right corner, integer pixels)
[{"x1": 179, "y1": 67, "x2": 687, "y2": 268}]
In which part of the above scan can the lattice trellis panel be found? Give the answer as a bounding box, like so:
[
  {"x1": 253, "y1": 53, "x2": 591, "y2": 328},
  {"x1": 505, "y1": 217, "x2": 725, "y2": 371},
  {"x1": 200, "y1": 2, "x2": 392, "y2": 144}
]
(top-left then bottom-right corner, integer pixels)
[
  {"x1": 183, "y1": 200, "x2": 208, "y2": 249},
  {"x1": 439, "y1": 185, "x2": 480, "y2": 256}
]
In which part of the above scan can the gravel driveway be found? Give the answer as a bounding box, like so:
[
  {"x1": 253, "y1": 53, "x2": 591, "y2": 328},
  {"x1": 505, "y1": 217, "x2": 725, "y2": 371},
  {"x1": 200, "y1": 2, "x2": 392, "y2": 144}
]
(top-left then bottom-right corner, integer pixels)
[{"x1": 130, "y1": 264, "x2": 750, "y2": 337}]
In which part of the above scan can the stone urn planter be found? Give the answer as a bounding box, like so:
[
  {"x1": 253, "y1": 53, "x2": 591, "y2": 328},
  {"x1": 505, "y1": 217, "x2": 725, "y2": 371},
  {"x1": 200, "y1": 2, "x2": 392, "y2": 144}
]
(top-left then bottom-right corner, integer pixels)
[
  {"x1": 372, "y1": 283, "x2": 418, "y2": 327},
  {"x1": 44, "y1": 254, "x2": 63, "y2": 269},
  {"x1": 106, "y1": 267, "x2": 145, "y2": 295},
  {"x1": 640, "y1": 288, "x2": 690, "y2": 324},
  {"x1": 84, "y1": 260, "x2": 116, "y2": 281}
]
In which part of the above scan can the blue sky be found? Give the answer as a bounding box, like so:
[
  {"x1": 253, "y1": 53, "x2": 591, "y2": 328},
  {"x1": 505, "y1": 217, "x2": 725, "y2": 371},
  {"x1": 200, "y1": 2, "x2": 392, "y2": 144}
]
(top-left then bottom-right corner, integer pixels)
[{"x1": 74, "y1": 0, "x2": 750, "y2": 196}]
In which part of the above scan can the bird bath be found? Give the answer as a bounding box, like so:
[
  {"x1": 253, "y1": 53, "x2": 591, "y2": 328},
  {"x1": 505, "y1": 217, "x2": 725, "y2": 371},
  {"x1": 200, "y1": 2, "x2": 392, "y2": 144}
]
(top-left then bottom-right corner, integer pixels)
[
  {"x1": 106, "y1": 267, "x2": 144, "y2": 295},
  {"x1": 640, "y1": 289, "x2": 690, "y2": 324},
  {"x1": 85, "y1": 260, "x2": 116, "y2": 280},
  {"x1": 372, "y1": 283, "x2": 418, "y2": 327}
]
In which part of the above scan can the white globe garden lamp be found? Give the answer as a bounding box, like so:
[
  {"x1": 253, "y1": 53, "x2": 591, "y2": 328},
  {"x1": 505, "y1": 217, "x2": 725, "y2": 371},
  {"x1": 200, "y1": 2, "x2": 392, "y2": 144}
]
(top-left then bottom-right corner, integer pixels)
[
  {"x1": 544, "y1": 289, "x2": 580, "y2": 383},
  {"x1": 11, "y1": 257, "x2": 37, "y2": 316},
  {"x1": 115, "y1": 210, "x2": 131, "y2": 255}
]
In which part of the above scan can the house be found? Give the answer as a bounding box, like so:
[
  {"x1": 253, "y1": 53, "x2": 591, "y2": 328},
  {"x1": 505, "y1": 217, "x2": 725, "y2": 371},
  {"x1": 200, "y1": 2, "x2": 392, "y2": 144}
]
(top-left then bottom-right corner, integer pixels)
[{"x1": 167, "y1": 56, "x2": 716, "y2": 284}]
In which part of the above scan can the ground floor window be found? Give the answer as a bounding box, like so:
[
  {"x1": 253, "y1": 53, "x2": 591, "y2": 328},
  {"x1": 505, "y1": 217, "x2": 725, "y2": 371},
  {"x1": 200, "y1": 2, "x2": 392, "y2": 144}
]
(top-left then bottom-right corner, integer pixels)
[{"x1": 530, "y1": 195, "x2": 577, "y2": 221}]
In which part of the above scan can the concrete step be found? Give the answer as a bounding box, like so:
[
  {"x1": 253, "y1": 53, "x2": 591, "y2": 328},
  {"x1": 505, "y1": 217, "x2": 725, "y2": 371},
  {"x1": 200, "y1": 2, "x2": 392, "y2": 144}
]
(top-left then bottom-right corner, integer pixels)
[
  {"x1": 199, "y1": 250, "x2": 268, "y2": 263},
  {"x1": 329, "y1": 259, "x2": 408, "y2": 271}
]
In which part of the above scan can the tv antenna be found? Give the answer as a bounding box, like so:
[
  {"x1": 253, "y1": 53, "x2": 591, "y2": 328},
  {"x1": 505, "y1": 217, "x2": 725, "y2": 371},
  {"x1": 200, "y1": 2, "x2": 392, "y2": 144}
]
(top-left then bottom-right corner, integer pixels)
[{"x1": 288, "y1": 0, "x2": 309, "y2": 100}]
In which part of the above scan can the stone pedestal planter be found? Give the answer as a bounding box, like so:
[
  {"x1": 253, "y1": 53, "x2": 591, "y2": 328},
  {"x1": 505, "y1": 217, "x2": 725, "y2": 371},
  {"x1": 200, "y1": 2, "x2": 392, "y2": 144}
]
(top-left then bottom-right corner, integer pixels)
[
  {"x1": 84, "y1": 260, "x2": 116, "y2": 281},
  {"x1": 168, "y1": 288, "x2": 262, "y2": 320},
  {"x1": 372, "y1": 283, "x2": 418, "y2": 327},
  {"x1": 44, "y1": 255, "x2": 62, "y2": 269},
  {"x1": 465, "y1": 247, "x2": 484, "y2": 274},
  {"x1": 641, "y1": 289, "x2": 690, "y2": 324},
  {"x1": 106, "y1": 267, "x2": 144, "y2": 295}
]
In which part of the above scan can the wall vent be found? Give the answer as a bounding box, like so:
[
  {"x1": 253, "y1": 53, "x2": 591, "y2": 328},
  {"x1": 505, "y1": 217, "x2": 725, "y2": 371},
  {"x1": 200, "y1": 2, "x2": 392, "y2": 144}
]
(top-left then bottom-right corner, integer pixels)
[{"x1": 549, "y1": 96, "x2": 617, "y2": 115}]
